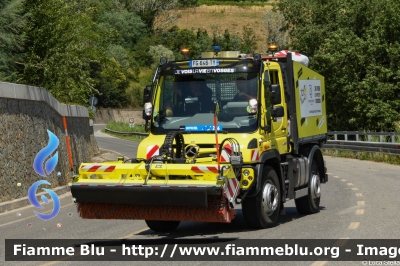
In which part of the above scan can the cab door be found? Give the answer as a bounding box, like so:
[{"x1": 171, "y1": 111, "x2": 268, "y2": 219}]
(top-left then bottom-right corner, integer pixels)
[{"x1": 261, "y1": 64, "x2": 289, "y2": 154}]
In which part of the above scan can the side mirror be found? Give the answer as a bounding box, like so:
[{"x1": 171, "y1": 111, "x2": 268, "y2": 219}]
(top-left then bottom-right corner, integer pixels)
[
  {"x1": 270, "y1": 84, "x2": 281, "y2": 105},
  {"x1": 272, "y1": 106, "x2": 284, "y2": 118},
  {"x1": 143, "y1": 85, "x2": 152, "y2": 104}
]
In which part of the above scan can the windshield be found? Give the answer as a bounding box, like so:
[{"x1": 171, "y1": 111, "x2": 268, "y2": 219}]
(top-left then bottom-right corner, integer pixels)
[{"x1": 151, "y1": 73, "x2": 259, "y2": 134}]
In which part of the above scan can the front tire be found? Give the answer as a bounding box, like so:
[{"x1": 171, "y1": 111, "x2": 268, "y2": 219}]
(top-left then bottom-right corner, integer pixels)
[
  {"x1": 145, "y1": 220, "x2": 180, "y2": 232},
  {"x1": 295, "y1": 159, "x2": 321, "y2": 214},
  {"x1": 242, "y1": 166, "x2": 281, "y2": 229}
]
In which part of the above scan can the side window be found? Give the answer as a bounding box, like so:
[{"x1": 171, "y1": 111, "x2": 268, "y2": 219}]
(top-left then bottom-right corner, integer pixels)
[
  {"x1": 161, "y1": 76, "x2": 174, "y2": 110},
  {"x1": 269, "y1": 70, "x2": 279, "y2": 85}
]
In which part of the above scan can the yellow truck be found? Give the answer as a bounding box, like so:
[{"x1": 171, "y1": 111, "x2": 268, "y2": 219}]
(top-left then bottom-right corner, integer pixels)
[{"x1": 71, "y1": 46, "x2": 328, "y2": 232}]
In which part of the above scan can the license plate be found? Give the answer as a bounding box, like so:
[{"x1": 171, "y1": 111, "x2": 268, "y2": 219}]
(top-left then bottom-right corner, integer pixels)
[{"x1": 190, "y1": 59, "x2": 220, "y2": 67}]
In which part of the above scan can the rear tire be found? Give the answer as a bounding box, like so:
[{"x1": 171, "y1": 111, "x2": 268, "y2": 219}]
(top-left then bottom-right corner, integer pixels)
[
  {"x1": 295, "y1": 159, "x2": 321, "y2": 214},
  {"x1": 242, "y1": 166, "x2": 281, "y2": 229},
  {"x1": 145, "y1": 220, "x2": 180, "y2": 232}
]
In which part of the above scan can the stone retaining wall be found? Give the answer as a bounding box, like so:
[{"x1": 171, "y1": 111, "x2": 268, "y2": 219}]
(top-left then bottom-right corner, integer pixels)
[
  {"x1": 0, "y1": 82, "x2": 98, "y2": 203},
  {"x1": 94, "y1": 109, "x2": 144, "y2": 125}
]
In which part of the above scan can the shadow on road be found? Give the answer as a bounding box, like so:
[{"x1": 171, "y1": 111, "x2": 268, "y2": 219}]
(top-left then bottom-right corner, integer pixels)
[{"x1": 136, "y1": 206, "x2": 327, "y2": 238}]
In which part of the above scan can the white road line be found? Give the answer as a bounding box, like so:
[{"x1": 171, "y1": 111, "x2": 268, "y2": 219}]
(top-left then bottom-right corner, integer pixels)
[
  {"x1": 348, "y1": 222, "x2": 360, "y2": 229},
  {"x1": 310, "y1": 261, "x2": 327, "y2": 266},
  {"x1": 0, "y1": 203, "x2": 74, "y2": 227},
  {"x1": 356, "y1": 209, "x2": 365, "y2": 215},
  {"x1": 119, "y1": 227, "x2": 149, "y2": 239}
]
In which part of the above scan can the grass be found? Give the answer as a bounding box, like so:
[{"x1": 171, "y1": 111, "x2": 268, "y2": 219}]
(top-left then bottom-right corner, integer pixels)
[
  {"x1": 102, "y1": 121, "x2": 148, "y2": 142},
  {"x1": 101, "y1": 129, "x2": 146, "y2": 142},
  {"x1": 106, "y1": 121, "x2": 147, "y2": 133},
  {"x1": 323, "y1": 149, "x2": 400, "y2": 166},
  {"x1": 170, "y1": 5, "x2": 272, "y2": 53}
]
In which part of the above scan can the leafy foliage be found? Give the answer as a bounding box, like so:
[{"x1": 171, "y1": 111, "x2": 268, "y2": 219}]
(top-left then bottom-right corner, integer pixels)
[
  {"x1": 22, "y1": 0, "x2": 106, "y2": 105},
  {"x1": 240, "y1": 25, "x2": 257, "y2": 53},
  {"x1": 263, "y1": 9, "x2": 288, "y2": 51},
  {"x1": 149, "y1": 45, "x2": 175, "y2": 69},
  {"x1": 0, "y1": 0, "x2": 25, "y2": 81},
  {"x1": 277, "y1": 0, "x2": 400, "y2": 131}
]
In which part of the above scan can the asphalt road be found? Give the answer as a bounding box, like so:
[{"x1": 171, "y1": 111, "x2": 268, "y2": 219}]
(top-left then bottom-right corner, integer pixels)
[{"x1": 1, "y1": 124, "x2": 400, "y2": 266}]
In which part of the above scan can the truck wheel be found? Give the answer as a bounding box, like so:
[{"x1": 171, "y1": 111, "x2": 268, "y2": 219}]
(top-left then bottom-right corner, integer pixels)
[
  {"x1": 145, "y1": 220, "x2": 180, "y2": 232},
  {"x1": 295, "y1": 159, "x2": 321, "y2": 214},
  {"x1": 242, "y1": 166, "x2": 281, "y2": 229}
]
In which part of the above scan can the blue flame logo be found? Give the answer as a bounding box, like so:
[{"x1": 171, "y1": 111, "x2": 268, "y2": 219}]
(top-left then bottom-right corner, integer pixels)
[
  {"x1": 33, "y1": 130, "x2": 59, "y2": 177},
  {"x1": 28, "y1": 180, "x2": 60, "y2": 221},
  {"x1": 29, "y1": 130, "x2": 61, "y2": 221}
]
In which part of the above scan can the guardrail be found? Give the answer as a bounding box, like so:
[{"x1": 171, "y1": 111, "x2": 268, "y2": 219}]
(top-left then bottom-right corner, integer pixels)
[
  {"x1": 104, "y1": 128, "x2": 148, "y2": 138},
  {"x1": 325, "y1": 131, "x2": 400, "y2": 155},
  {"x1": 104, "y1": 128, "x2": 400, "y2": 155}
]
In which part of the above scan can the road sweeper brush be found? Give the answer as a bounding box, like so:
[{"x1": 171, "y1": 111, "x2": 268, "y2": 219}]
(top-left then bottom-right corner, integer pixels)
[{"x1": 71, "y1": 132, "x2": 242, "y2": 230}]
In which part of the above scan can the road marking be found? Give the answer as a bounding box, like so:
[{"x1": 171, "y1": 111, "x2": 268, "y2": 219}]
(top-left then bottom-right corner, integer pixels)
[
  {"x1": 341, "y1": 179, "x2": 347, "y2": 182},
  {"x1": 0, "y1": 203, "x2": 74, "y2": 228},
  {"x1": 326, "y1": 173, "x2": 332, "y2": 175},
  {"x1": 311, "y1": 261, "x2": 328, "y2": 266},
  {"x1": 334, "y1": 176, "x2": 339, "y2": 178},
  {"x1": 40, "y1": 251, "x2": 81, "y2": 266},
  {"x1": 39, "y1": 226, "x2": 149, "y2": 265},
  {"x1": 351, "y1": 188, "x2": 358, "y2": 191},
  {"x1": 347, "y1": 183, "x2": 353, "y2": 186},
  {"x1": 334, "y1": 238, "x2": 350, "y2": 246},
  {"x1": 357, "y1": 201, "x2": 365, "y2": 206},
  {"x1": 119, "y1": 227, "x2": 149, "y2": 239},
  {"x1": 348, "y1": 222, "x2": 360, "y2": 229},
  {"x1": 356, "y1": 209, "x2": 365, "y2": 215},
  {"x1": 356, "y1": 193, "x2": 362, "y2": 197}
]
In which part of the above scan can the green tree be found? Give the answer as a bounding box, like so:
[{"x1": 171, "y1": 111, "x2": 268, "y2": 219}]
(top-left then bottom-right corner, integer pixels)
[
  {"x1": 125, "y1": 0, "x2": 178, "y2": 32},
  {"x1": 98, "y1": 10, "x2": 146, "y2": 49},
  {"x1": 177, "y1": 0, "x2": 199, "y2": 8},
  {"x1": 263, "y1": 9, "x2": 288, "y2": 51},
  {"x1": 0, "y1": 0, "x2": 25, "y2": 82},
  {"x1": 277, "y1": 0, "x2": 400, "y2": 131},
  {"x1": 241, "y1": 25, "x2": 257, "y2": 53},
  {"x1": 149, "y1": 45, "x2": 175, "y2": 68},
  {"x1": 22, "y1": 0, "x2": 106, "y2": 105}
]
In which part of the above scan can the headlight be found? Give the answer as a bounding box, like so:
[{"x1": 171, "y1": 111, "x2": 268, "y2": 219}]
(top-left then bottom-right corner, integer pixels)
[{"x1": 144, "y1": 102, "x2": 152, "y2": 116}]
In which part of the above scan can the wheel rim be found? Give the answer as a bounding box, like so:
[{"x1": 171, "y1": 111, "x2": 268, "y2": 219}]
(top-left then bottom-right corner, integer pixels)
[
  {"x1": 262, "y1": 182, "x2": 279, "y2": 216},
  {"x1": 310, "y1": 174, "x2": 321, "y2": 200}
]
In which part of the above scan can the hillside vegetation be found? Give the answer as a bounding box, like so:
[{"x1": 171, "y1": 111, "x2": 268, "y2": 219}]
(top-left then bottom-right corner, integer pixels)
[
  {"x1": 170, "y1": 5, "x2": 271, "y2": 53},
  {"x1": 0, "y1": 0, "x2": 399, "y2": 132}
]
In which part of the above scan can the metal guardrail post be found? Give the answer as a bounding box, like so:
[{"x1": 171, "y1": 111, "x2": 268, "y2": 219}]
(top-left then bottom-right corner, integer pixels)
[
  {"x1": 356, "y1": 133, "x2": 359, "y2": 141},
  {"x1": 345, "y1": 133, "x2": 348, "y2": 141}
]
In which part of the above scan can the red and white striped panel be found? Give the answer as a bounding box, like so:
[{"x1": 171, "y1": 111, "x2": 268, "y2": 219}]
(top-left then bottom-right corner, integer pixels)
[
  {"x1": 224, "y1": 178, "x2": 240, "y2": 203},
  {"x1": 220, "y1": 144, "x2": 232, "y2": 162},
  {"x1": 81, "y1": 165, "x2": 116, "y2": 172},
  {"x1": 146, "y1": 145, "x2": 159, "y2": 159},
  {"x1": 274, "y1": 50, "x2": 309, "y2": 66},
  {"x1": 220, "y1": 144, "x2": 239, "y2": 162},
  {"x1": 191, "y1": 166, "x2": 219, "y2": 174},
  {"x1": 251, "y1": 150, "x2": 260, "y2": 161}
]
